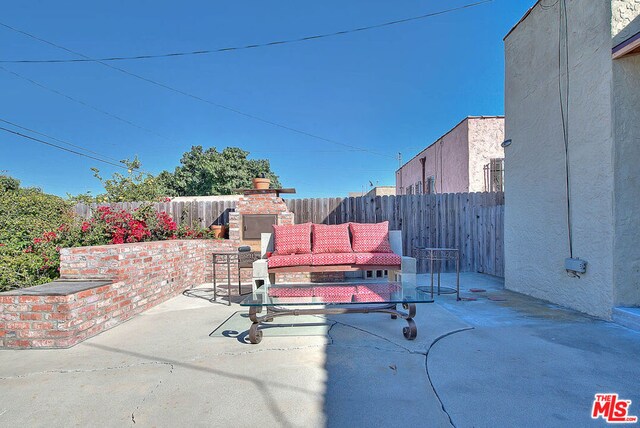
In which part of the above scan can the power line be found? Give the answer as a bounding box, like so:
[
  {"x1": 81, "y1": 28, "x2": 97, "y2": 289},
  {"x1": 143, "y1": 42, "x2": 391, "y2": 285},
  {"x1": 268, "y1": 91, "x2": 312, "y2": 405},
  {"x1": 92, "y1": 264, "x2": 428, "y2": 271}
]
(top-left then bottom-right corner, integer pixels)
[
  {"x1": 0, "y1": 125, "x2": 129, "y2": 170},
  {"x1": 0, "y1": 1, "x2": 493, "y2": 64},
  {"x1": 0, "y1": 65, "x2": 177, "y2": 145},
  {"x1": 0, "y1": 21, "x2": 395, "y2": 159},
  {"x1": 0, "y1": 118, "x2": 122, "y2": 163}
]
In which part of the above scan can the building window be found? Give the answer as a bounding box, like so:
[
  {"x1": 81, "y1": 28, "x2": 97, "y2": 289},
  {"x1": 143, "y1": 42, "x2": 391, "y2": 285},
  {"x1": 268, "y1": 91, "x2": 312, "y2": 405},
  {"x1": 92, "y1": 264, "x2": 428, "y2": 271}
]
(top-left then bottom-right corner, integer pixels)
[
  {"x1": 426, "y1": 176, "x2": 435, "y2": 194},
  {"x1": 484, "y1": 158, "x2": 504, "y2": 192},
  {"x1": 407, "y1": 185, "x2": 413, "y2": 195},
  {"x1": 416, "y1": 181, "x2": 423, "y2": 194}
]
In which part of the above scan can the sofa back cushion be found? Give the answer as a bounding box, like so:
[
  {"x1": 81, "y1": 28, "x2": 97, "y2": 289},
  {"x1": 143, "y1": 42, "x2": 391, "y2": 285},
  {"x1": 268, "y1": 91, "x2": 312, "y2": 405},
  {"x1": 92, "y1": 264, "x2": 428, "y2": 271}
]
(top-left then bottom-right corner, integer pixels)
[
  {"x1": 272, "y1": 222, "x2": 312, "y2": 255},
  {"x1": 349, "y1": 221, "x2": 392, "y2": 253},
  {"x1": 312, "y1": 223, "x2": 353, "y2": 254}
]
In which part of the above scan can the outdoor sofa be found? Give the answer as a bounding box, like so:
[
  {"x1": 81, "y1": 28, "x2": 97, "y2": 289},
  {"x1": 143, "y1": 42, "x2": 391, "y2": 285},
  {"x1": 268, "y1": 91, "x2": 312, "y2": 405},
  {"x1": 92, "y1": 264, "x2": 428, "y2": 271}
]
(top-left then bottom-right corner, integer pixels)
[{"x1": 252, "y1": 221, "x2": 417, "y2": 290}]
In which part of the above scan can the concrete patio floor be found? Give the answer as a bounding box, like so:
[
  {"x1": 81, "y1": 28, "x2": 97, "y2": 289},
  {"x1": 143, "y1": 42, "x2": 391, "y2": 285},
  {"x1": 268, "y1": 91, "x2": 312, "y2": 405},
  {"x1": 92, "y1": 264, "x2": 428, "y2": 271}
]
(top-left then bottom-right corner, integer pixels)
[{"x1": 1, "y1": 273, "x2": 639, "y2": 427}]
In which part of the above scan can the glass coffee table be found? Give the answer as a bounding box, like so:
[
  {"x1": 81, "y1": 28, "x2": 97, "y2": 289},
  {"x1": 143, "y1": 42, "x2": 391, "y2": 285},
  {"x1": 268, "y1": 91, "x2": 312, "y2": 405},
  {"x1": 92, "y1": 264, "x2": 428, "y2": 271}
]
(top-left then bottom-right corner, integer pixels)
[{"x1": 240, "y1": 281, "x2": 434, "y2": 344}]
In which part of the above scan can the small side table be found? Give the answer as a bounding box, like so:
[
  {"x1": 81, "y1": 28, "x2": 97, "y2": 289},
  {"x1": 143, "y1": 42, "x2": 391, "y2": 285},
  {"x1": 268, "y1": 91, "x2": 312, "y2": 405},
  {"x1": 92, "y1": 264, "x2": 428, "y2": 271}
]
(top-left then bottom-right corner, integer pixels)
[
  {"x1": 212, "y1": 251, "x2": 260, "y2": 305},
  {"x1": 413, "y1": 247, "x2": 460, "y2": 300}
]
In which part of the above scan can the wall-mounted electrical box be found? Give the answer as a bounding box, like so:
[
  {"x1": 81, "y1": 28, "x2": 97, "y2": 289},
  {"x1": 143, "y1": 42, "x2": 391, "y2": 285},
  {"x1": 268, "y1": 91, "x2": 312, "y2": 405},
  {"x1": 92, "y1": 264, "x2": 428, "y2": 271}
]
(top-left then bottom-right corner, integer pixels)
[{"x1": 565, "y1": 258, "x2": 587, "y2": 274}]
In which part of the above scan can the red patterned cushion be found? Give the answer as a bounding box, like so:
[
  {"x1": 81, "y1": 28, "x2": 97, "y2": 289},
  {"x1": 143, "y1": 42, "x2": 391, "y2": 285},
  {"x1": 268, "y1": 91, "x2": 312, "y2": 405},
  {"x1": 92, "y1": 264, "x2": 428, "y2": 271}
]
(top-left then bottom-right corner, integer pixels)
[
  {"x1": 268, "y1": 287, "x2": 314, "y2": 297},
  {"x1": 312, "y1": 223, "x2": 353, "y2": 254},
  {"x1": 267, "y1": 253, "x2": 312, "y2": 268},
  {"x1": 349, "y1": 222, "x2": 392, "y2": 253},
  {"x1": 313, "y1": 286, "x2": 355, "y2": 303},
  {"x1": 354, "y1": 252, "x2": 401, "y2": 266},
  {"x1": 356, "y1": 283, "x2": 401, "y2": 294},
  {"x1": 272, "y1": 223, "x2": 312, "y2": 255},
  {"x1": 353, "y1": 293, "x2": 391, "y2": 303},
  {"x1": 311, "y1": 253, "x2": 356, "y2": 266}
]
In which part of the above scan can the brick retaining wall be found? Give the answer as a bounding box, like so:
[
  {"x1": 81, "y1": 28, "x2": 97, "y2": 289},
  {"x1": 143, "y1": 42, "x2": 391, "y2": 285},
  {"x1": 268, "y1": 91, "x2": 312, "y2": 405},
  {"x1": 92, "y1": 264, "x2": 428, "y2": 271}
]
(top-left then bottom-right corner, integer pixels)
[{"x1": 0, "y1": 239, "x2": 233, "y2": 349}]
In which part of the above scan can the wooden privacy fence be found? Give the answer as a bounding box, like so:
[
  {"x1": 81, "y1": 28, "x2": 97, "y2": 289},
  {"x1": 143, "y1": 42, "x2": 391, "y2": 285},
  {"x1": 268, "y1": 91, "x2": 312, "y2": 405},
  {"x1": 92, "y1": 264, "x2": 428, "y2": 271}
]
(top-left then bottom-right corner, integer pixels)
[
  {"x1": 73, "y1": 200, "x2": 237, "y2": 229},
  {"x1": 284, "y1": 192, "x2": 504, "y2": 277},
  {"x1": 74, "y1": 192, "x2": 504, "y2": 277}
]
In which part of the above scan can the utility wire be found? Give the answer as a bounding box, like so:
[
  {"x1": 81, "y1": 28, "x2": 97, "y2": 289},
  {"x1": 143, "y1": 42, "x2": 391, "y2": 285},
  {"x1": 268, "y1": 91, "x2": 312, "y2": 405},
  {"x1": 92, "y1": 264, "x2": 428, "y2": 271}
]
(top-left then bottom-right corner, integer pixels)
[
  {"x1": 558, "y1": 0, "x2": 573, "y2": 259},
  {"x1": 0, "y1": 118, "x2": 123, "y2": 163},
  {"x1": 0, "y1": 65, "x2": 177, "y2": 145},
  {"x1": 0, "y1": 22, "x2": 394, "y2": 159},
  {"x1": 0, "y1": 1, "x2": 493, "y2": 64},
  {"x1": 0, "y1": 126, "x2": 130, "y2": 170}
]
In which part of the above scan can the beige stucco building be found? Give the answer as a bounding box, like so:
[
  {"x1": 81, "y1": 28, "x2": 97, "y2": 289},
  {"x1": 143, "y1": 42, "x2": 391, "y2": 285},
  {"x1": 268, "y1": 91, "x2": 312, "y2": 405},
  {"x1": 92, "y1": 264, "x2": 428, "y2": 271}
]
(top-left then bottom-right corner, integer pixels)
[
  {"x1": 504, "y1": 0, "x2": 639, "y2": 320},
  {"x1": 395, "y1": 116, "x2": 505, "y2": 195}
]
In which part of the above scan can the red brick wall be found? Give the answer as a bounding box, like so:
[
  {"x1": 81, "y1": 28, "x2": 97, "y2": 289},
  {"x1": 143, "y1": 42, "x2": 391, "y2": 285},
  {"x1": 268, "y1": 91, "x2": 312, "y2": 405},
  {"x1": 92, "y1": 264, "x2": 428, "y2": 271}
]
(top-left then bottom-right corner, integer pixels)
[
  {"x1": 1, "y1": 239, "x2": 235, "y2": 349},
  {"x1": 0, "y1": 193, "x2": 306, "y2": 349}
]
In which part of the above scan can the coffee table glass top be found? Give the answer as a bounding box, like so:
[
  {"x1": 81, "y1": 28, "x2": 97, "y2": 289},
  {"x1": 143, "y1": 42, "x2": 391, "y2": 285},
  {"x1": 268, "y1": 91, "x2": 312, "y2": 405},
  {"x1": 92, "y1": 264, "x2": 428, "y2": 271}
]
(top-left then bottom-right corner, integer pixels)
[{"x1": 240, "y1": 281, "x2": 434, "y2": 307}]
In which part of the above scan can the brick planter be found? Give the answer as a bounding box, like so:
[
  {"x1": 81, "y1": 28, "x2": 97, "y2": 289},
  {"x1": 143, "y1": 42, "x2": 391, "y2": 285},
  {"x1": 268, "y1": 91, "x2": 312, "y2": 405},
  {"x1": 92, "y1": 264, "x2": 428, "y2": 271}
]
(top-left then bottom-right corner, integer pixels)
[{"x1": 0, "y1": 239, "x2": 234, "y2": 349}]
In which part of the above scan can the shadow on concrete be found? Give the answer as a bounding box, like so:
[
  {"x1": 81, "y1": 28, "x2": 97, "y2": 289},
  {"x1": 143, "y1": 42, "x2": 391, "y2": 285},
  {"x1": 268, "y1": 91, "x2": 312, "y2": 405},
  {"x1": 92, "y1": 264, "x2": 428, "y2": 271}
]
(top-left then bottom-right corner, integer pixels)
[{"x1": 83, "y1": 341, "x2": 323, "y2": 428}]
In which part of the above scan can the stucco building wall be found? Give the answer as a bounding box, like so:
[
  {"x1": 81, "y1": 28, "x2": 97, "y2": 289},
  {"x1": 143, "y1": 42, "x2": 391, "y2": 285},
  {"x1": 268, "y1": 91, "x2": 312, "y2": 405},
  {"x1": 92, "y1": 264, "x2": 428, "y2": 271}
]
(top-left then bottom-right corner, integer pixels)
[
  {"x1": 504, "y1": 0, "x2": 615, "y2": 318},
  {"x1": 468, "y1": 118, "x2": 506, "y2": 192},
  {"x1": 612, "y1": 1, "x2": 640, "y2": 306},
  {"x1": 396, "y1": 117, "x2": 504, "y2": 195}
]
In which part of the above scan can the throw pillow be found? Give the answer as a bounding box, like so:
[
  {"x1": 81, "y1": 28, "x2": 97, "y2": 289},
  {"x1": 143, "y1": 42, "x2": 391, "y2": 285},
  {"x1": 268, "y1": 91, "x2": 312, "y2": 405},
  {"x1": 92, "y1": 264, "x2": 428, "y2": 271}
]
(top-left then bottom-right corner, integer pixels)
[
  {"x1": 349, "y1": 221, "x2": 392, "y2": 253},
  {"x1": 272, "y1": 222, "x2": 312, "y2": 255},
  {"x1": 312, "y1": 223, "x2": 353, "y2": 254}
]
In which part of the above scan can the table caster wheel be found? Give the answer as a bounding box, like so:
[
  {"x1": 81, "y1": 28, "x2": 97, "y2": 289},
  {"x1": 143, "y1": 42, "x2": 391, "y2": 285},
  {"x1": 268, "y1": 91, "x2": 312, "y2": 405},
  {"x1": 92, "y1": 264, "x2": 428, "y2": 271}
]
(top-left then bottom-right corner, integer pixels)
[
  {"x1": 403, "y1": 319, "x2": 417, "y2": 340},
  {"x1": 249, "y1": 323, "x2": 262, "y2": 344}
]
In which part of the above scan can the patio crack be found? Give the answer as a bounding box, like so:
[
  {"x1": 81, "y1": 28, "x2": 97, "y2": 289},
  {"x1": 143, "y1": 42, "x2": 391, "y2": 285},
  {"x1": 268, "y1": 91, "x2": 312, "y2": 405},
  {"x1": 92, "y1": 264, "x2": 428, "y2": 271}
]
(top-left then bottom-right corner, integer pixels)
[
  {"x1": 424, "y1": 327, "x2": 474, "y2": 428},
  {"x1": 131, "y1": 362, "x2": 175, "y2": 425},
  {"x1": 323, "y1": 316, "x2": 474, "y2": 428},
  {"x1": 0, "y1": 361, "x2": 175, "y2": 380}
]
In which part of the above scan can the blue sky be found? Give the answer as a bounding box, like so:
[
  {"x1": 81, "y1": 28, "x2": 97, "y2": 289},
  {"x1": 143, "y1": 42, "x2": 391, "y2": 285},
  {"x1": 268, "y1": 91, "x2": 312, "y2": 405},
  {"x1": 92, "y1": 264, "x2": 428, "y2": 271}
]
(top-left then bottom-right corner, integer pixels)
[{"x1": 1, "y1": 0, "x2": 532, "y2": 199}]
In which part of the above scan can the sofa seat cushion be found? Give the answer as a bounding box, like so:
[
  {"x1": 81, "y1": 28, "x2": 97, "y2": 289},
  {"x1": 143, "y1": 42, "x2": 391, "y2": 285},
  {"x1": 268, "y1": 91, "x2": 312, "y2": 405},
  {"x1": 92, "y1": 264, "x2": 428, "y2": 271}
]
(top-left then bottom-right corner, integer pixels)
[
  {"x1": 311, "y1": 252, "x2": 356, "y2": 266},
  {"x1": 267, "y1": 253, "x2": 312, "y2": 268},
  {"x1": 272, "y1": 222, "x2": 312, "y2": 255},
  {"x1": 354, "y1": 252, "x2": 401, "y2": 266},
  {"x1": 312, "y1": 223, "x2": 353, "y2": 254},
  {"x1": 356, "y1": 283, "x2": 402, "y2": 295},
  {"x1": 353, "y1": 284, "x2": 401, "y2": 303},
  {"x1": 349, "y1": 221, "x2": 392, "y2": 253},
  {"x1": 268, "y1": 287, "x2": 314, "y2": 298},
  {"x1": 313, "y1": 286, "x2": 356, "y2": 303}
]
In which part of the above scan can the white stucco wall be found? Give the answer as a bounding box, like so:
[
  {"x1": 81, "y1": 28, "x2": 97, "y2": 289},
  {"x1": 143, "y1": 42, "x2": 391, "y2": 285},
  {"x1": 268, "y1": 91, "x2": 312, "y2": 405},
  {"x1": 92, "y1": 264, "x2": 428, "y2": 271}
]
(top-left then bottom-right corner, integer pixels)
[
  {"x1": 504, "y1": 0, "x2": 616, "y2": 318},
  {"x1": 612, "y1": 1, "x2": 640, "y2": 306},
  {"x1": 467, "y1": 118, "x2": 505, "y2": 192}
]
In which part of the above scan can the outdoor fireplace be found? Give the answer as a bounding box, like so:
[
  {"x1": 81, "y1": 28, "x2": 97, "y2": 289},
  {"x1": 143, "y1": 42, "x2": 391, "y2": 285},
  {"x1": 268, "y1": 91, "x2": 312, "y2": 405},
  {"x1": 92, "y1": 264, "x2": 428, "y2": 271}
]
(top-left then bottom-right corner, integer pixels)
[
  {"x1": 241, "y1": 214, "x2": 277, "y2": 241},
  {"x1": 228, "y1": 187, "x2": 296, "y2": 251}
]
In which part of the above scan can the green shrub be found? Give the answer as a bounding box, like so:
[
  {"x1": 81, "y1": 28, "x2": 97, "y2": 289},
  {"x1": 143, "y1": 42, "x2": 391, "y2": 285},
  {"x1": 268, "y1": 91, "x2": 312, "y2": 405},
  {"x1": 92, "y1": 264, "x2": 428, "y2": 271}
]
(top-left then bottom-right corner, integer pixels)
[
  {"x1": 0, "y1": 175, "x2": 219, "y2": 291},
  {"x1": 0, "y1": 177, "x2": 73, "y2": 290}
]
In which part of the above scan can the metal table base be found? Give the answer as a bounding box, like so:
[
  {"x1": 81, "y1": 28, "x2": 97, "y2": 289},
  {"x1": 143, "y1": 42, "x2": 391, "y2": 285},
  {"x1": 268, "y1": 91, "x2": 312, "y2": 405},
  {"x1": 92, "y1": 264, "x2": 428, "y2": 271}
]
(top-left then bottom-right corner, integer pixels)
[
  {"x1": 212, "y1": 252, "x2": 258, "y2": 305},
  {"x1": 247, "y1": 303, "x2": 417, "y2": 344},
  {"x1": 413, "y1": 247, "x2": 460, "y2": 301}
]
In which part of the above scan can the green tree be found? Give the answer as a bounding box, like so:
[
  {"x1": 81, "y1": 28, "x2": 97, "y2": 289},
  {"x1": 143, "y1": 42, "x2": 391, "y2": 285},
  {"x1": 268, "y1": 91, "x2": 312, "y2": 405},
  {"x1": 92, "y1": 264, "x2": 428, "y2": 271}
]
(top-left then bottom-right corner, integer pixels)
[
  {"x1": 160, "y1": 146, "x2": 281, "y2": 196},
  {"x1": 85, "y1": 157, "x2": 172, "y2": 203}
]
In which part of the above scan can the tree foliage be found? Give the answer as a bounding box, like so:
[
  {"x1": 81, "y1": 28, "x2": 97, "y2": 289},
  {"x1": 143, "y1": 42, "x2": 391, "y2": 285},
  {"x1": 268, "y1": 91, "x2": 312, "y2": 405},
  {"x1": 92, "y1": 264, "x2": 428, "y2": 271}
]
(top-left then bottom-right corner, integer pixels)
[
  {"x1": 71, "y1": 147, "x2": 281, "y2": 203},
  {"x1": 86, "y1": 157, "x2": 171, "y2": 203},
  {"x1": 160, "y1": 146, "x2": 281, "y2": 196}
]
